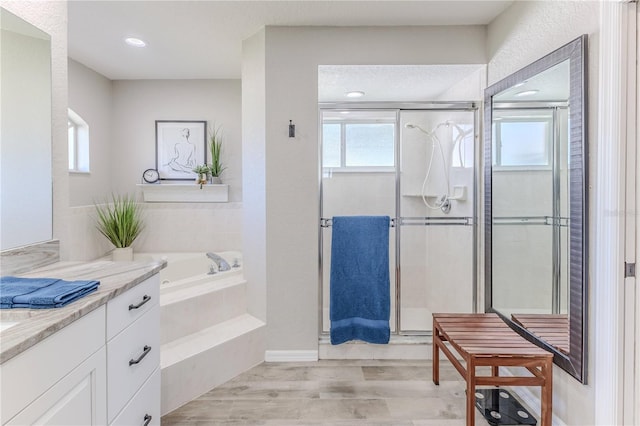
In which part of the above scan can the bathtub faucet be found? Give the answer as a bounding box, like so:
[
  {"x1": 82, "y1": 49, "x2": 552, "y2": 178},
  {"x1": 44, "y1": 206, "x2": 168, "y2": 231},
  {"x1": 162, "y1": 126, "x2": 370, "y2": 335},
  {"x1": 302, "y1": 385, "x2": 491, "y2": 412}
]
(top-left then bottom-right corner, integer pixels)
[{"x1": 206, "y1": 252, "x2": 231, "y2": 272}]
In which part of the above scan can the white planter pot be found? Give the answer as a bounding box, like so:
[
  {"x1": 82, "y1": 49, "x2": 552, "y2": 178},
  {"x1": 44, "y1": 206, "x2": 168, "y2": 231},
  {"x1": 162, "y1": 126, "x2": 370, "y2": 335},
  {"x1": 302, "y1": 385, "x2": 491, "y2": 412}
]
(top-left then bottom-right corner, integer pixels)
[{"x1": 112, "y1": 247, "x2": 133, "y2": 261}]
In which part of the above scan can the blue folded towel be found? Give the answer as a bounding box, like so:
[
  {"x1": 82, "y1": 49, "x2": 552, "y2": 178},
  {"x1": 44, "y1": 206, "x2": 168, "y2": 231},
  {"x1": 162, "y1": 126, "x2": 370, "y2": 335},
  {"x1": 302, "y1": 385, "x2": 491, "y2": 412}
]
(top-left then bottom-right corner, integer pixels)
[
  {"x1": 0, "y1": 276, "x2": 100, "y2": 309},
  {"x1": 330, "y1": 216, "x2": 390, "y2": 345}
]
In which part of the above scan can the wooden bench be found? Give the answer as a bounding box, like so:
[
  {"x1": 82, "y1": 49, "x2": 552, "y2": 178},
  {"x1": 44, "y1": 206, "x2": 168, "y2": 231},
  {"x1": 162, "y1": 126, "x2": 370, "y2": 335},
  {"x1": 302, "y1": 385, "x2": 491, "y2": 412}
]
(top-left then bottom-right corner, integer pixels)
[
  {"x1": 511, "y1": 313, "x2": 569, "y2": 355},
  {"x1": 433, "y1": 313, "x2": 553, "y2": 426}
]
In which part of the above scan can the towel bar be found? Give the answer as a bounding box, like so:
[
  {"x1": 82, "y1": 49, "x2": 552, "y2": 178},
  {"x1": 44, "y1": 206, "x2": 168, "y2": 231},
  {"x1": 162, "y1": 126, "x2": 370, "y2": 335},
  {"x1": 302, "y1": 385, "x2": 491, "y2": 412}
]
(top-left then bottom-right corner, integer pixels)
[{"x1": 320, "y1": 217, "x2": 396, "y2": 228}]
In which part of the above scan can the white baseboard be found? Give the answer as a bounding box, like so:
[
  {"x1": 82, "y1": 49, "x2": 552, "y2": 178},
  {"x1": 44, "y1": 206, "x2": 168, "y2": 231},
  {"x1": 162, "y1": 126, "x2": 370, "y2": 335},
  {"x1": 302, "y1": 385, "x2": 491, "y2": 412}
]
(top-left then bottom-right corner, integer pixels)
[
  {"x1": 500, "y1": 368, "x2": 567, "y2": 426},
  {"x1": 264, "y1": 350, "x2": 319, "y2": 362}
]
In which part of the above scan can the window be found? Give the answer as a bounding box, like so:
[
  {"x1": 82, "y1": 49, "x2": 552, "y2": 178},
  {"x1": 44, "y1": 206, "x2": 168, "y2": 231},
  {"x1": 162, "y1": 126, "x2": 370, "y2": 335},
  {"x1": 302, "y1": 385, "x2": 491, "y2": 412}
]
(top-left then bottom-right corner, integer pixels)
[
  {"x1": 322, "y1": 113, "x2": 395, "y2": 170},
  {"x1": 68, "y1": 108, "x2": 90, "y2": 172},
  {"x1": 492, "y1": 111, "x2": 552, "y2": 168}
]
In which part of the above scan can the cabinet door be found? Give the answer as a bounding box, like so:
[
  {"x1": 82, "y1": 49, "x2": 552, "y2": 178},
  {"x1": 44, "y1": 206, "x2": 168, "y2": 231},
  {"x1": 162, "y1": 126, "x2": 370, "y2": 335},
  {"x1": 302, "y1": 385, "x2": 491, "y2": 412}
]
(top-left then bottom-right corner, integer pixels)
[
  {"x1": 7, "y1": 347, "x2": 107, "y2": 425},
  {"x1": 1, "y1": 306, "x2": 106, "y2": 424}
]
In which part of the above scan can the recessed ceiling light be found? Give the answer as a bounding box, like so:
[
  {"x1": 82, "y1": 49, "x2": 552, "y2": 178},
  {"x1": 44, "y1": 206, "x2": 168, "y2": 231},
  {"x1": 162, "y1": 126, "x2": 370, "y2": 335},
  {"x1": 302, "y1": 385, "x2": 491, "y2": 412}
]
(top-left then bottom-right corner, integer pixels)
[
  {"x1": 345, "y1": 91, "x2": 365, "y2": 98},
  {"x1": 515, "y1": 89, "x2": 539, "y2": 97},
  {"x1": 340, "y1": 111, "x2": 350, "y2": 114},
  {"x1": 125, "y1": 37, "x2": 147, "y2": 48}
]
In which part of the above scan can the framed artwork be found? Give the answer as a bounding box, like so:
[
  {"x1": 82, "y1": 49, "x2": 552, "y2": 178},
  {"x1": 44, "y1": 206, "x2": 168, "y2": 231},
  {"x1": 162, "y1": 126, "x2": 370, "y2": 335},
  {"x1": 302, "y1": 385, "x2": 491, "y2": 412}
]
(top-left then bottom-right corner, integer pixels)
[{"x1": 156, "y1": 120, "x2": 207, "y2": 180}]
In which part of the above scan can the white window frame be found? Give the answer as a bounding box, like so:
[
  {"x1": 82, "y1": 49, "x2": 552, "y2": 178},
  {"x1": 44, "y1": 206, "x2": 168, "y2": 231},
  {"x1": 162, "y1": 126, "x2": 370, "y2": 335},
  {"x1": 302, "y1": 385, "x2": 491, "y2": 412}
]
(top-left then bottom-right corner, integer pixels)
[
  {"x1": 68, "y1": 108, "x2": 90, "y2": 173},
  {"x1": 322, "y1": 119, "x2": 396, "y2": 173}
]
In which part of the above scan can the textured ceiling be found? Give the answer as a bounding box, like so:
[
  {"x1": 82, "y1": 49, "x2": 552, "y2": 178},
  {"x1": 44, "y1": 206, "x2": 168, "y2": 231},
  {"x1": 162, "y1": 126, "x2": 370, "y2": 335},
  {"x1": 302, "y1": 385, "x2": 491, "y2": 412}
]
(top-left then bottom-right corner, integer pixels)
[
  {"x1": 318, "y1": 64, "x2": 485, "y2": 102},
  {"x1": 68, "y1": 1, "x2": 514, "y2": 80}
]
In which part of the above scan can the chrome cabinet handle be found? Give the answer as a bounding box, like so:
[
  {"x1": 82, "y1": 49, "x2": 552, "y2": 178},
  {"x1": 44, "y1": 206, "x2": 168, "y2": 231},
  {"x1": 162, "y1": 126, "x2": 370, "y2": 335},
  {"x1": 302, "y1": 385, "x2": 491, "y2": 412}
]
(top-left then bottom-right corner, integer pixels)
[
  {"x1": 143, "y1": 414, "x2": 152, "y2": 426},
  {"x1": 129, "y1": 295, "x2": 151, "y2": 310},
  {"x1": 129, "y1": 345, "x2": 151, "y2": 366}
]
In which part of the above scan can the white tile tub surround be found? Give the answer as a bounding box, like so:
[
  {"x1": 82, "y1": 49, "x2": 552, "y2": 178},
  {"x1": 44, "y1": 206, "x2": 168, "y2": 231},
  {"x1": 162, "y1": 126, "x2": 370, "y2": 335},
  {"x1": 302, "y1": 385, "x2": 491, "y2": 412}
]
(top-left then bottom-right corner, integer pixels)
[
  {"x1": 65, "y1": 203, "x2": 243, "y2": 261},
  {"x1": 145, "y1": 252, "x2": 246, "y2": 345},
  {"x1": 137, "y1": 251, "x2": 266, "y2": 415},
  {"x1": 138, "y1": 202, "x2": 243, "y2": 254}
]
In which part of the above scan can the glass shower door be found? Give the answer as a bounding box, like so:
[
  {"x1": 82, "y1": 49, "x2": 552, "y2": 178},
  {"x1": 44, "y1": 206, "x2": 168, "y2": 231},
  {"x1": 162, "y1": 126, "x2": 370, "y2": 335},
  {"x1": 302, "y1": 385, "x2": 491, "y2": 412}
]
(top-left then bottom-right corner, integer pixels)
[
  {"x1": 398, "y1": 109, "x2": 476, "y2": 332},
  {"x1": 320, "y1": 109, "x2": 397, "y2": 333}
]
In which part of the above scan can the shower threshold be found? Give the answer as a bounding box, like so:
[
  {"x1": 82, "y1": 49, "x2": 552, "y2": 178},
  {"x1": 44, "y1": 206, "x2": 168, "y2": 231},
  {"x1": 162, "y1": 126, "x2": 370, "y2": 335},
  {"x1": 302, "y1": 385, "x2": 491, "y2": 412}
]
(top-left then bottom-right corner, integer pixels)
[{"x1": 318, "y1": 334, "x2": 433, "y2": 360}]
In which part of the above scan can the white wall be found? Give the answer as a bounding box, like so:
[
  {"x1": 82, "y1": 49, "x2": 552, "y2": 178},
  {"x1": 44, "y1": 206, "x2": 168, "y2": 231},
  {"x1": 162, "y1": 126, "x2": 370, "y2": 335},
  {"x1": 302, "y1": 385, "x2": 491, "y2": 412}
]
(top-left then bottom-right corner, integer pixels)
[
  {"x1": 487, "y1": 2, "x2": 599, "y2": 425},
  {"x1": 241, "y1": 29, "x2": 267, "y2": 322},
  {"x1": 68, "y1": 58, "x2": 113, "y2": 206},
  {"x1": 111, "y1": 79, "x2": 242, "y2": 200},
  {"x1": 242, "y1": 25, "x2": 487, "y2": 352},
  {"x1": 1, "y1": 1, "x2": 70, "y2": 258},
  {"x1": 63, "y1": 77, "x2": 244, "y2": 260}
]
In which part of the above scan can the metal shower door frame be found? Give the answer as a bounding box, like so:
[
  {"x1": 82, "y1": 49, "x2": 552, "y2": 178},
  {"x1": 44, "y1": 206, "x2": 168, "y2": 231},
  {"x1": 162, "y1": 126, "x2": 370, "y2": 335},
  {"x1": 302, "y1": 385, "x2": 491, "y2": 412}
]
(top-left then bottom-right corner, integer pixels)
[{"x1": 318, "y1": 101, "x2": 480, "y2": 337}]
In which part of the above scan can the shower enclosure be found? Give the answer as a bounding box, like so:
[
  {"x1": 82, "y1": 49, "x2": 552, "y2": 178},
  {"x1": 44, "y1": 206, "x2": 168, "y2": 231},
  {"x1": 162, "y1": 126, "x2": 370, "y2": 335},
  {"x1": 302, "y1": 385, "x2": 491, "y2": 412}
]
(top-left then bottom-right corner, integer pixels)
[{"x1": 319, "y1": 104, "x2": 478, "y2": 336}]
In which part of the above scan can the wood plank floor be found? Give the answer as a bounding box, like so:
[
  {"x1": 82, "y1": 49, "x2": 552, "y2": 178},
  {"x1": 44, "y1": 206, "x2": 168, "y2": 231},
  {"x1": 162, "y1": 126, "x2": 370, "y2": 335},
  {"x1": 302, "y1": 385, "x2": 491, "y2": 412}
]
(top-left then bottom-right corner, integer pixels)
[{"x1": 161, "y1": 359, "x2": 537, "y2": 425}]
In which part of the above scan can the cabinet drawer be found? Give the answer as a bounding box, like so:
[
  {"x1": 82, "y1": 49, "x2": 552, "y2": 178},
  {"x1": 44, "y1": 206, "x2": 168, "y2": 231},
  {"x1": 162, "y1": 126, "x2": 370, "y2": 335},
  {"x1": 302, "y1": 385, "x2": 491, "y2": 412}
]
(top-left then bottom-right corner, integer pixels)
[
  {"x1": 107, "y1": 304, "x2": 159, "y2": 422},
  {"x1": 107, "y1": 275, "x2": 159, "y2": 340},
  {"x1": 110, "y1": 368, "x2": 160, "y2": 426}
]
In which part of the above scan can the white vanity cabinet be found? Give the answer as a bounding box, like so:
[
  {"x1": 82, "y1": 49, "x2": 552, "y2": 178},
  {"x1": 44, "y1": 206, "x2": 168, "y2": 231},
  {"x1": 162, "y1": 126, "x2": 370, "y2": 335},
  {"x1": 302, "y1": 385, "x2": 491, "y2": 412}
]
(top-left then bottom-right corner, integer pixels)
[
  {"x1": 0, "y1": 274, "x2": 161, "y2": 426},
  {"x1": 0, "y1": 307, "x2": 108, "y2": 425},
  {"x1": 106, "y1": 276, "x2": 160, "y2": 425}
]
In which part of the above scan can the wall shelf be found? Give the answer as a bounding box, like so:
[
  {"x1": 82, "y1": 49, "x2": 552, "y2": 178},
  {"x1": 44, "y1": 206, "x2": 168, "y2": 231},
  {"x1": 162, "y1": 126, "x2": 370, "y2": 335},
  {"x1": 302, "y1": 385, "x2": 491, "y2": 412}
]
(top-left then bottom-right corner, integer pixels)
[
  {"x1": 137, "y1": 183, "x2": 229, "y2": 203},
  {"x1": 401, "y1": 186, "x2": 467, "y2": 201}
]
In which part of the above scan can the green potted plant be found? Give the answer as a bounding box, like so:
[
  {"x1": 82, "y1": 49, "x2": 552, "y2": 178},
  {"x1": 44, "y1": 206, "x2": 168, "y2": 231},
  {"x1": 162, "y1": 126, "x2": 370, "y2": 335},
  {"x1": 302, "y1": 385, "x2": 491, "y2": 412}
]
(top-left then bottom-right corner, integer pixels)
[
  {"x1": 192, "y1": 164, "x2": 209, "y2": 184},
  {"x1": 208, "y1": 125, "x2": 226, "y2": 184},
  {"x1": 94, "y1": 194, "x2": 144, "y2": 261}
]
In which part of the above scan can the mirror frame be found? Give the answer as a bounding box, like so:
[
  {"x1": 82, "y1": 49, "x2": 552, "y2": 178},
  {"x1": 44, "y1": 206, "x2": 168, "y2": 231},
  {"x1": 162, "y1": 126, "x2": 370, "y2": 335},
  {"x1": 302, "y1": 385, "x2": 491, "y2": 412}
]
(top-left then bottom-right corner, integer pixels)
[{"x1": 484, "y1": 35, "x2": 588, "y2": 383}]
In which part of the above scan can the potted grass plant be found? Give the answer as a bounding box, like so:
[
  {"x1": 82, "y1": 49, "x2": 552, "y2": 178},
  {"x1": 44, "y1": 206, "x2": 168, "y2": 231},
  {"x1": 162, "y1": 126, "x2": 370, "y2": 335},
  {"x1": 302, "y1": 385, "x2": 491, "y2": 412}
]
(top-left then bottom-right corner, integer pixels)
[
  {"x1": 208, "y1": 125, "x2": 226, "y2": 184},
  {"x1": 94, "y1": 194, "x2": 144, "y2": 261}
]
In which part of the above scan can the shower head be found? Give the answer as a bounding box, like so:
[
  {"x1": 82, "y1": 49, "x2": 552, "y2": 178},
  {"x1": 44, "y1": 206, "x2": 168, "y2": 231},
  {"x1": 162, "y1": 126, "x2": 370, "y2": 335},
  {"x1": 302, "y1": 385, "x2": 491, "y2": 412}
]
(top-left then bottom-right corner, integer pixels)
[{"x1": 404, "y1": 123, "x2": 431, "y2": 135}]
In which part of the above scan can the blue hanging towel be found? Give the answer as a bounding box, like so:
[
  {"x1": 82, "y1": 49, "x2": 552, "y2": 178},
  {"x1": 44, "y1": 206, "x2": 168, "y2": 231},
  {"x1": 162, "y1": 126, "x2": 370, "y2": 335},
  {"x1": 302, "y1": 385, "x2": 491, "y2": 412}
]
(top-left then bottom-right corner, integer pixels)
[
  {"x1": 0, "y1": 276, "x2": 100, "y2": 309},
  {"x1": 330, "y1": 215, "x2": 390, "y2": 345}
]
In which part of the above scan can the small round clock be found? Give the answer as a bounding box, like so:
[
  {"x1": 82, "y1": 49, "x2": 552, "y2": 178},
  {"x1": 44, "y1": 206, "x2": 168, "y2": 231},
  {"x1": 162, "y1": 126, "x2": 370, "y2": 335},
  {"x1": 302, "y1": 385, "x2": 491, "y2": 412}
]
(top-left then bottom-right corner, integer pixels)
[{"x1": 142, "y1": 168, "x2": 160, "y2": 183}]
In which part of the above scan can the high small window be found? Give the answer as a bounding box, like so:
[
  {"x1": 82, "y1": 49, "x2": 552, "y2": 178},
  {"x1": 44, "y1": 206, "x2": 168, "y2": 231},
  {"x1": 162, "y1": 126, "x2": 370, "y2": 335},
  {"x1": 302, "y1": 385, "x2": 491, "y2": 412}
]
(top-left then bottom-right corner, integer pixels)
[
  {"x1": 492, "y1": 110, "x2": 552, "y2": 168},
  {"x1": 322, "y1": 111, "x2": 395, "y2": 171},
  {"x1": 68, "y1": 108, "x2": 90, "y2": 173}
]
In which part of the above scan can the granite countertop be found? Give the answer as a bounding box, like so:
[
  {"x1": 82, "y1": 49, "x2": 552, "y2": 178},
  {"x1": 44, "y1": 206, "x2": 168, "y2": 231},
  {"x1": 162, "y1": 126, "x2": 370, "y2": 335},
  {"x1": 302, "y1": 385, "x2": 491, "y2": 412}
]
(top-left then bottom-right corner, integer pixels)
[{"x1": 0, "y1": 259, "x2": 166, "y2": 364}]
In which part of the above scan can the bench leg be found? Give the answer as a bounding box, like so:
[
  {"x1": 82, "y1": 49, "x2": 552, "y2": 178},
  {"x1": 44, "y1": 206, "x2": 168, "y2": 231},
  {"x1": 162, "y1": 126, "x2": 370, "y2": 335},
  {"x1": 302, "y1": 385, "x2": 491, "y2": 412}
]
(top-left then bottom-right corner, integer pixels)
[
  {"x1": 433, "y1": 321, "x2": 440, "y2": 385},
  {"x1": 540, "y1": 359, "x2": 553, "y2": 426},
  {"x1": 466, "y1": 358, "x2": 476, "y2": 426}
]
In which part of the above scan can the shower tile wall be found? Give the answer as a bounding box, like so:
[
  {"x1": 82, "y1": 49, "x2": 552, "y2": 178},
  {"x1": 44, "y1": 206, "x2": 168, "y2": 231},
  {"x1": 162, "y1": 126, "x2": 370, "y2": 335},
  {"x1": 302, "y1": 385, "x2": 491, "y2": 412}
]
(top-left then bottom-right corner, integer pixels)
[{"x1": 398, "y1": 110, "x2": 475, "y2": 331}]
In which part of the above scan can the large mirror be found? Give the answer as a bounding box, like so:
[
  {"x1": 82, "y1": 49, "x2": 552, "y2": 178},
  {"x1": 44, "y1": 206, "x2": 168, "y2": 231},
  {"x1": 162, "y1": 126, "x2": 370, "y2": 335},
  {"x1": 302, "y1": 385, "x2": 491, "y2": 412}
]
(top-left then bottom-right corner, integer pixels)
[
  {"x1": 484, "y1": 35, "x2": 588, "y2": 383},
  {"x1": 0, "y1": 8, "x2": 53, "y2": 250}
]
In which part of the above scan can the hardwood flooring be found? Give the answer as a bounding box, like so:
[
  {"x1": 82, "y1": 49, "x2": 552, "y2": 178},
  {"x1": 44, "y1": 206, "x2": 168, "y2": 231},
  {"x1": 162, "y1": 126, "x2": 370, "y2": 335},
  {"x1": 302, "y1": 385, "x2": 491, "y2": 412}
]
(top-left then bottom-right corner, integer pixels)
[{"x1": 161, "y1": 359, "x2": 532, "y2": 425}]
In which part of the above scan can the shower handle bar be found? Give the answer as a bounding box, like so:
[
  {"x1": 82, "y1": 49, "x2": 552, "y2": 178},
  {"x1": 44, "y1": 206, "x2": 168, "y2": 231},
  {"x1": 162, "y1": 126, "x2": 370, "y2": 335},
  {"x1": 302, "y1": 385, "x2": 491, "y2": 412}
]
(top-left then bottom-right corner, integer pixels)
[
  {"x1": 320, "y1": 217, "x2": 396, "y2": 228},
  {"x1": 399, "y1": 216, "x2": 473, "y2": 226},
  {"x1": 320, "y1": 217, "x2": 473, "y2": 227},
  {"x1": 493, "y1": 216, "x2": 569, "y2": 227}
]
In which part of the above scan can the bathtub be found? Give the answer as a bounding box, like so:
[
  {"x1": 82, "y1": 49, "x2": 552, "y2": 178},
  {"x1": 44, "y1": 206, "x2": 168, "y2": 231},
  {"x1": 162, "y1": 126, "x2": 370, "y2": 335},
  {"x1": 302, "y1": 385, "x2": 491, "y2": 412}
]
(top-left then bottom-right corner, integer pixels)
[
  {"x1": 133, "y1": 251, "x2": 246, "y2": 344},
  {"x1": 135, "y1": 251, "x2": 242, "y2": 291},
  {"x1": 134, "y1": 251, "x2": 261, "y2": 415}
]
